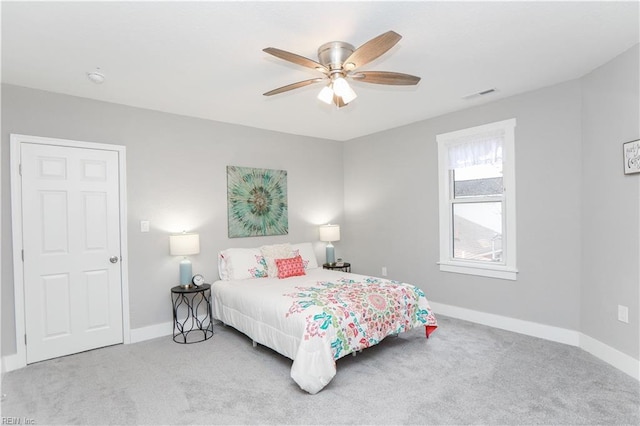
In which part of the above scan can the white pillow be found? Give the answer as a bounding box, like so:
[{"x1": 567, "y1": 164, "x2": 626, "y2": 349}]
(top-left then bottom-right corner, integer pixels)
[
  {"x1": 291, "y1": 242, "x2": 319, "y2": 270},
  {"x1": 260, "y1": 243, "x2": 294, "y2": 278},
  {"x1": 218, "y1": 248, "x2": 268, "y2": 280},
  {"x1": 217, "y1": 253, "x2": 229, "y2": 280}
]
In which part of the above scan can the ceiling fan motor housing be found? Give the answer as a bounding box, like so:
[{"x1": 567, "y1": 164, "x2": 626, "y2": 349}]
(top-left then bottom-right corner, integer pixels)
[{"x1": 317, "y1": 41, "x2": 355, "y2": 71}]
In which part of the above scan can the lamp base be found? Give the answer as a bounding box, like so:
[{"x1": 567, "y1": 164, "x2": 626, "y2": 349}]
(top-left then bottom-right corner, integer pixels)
[
  {"x1": 179, "y1": 258, "x2": 192, "y2": 287},
  {"x1": 325, "y1": 243, "x2": 335, "y2": 265}
]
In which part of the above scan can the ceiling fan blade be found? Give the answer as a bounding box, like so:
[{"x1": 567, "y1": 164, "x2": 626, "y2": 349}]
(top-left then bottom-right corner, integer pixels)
[
  {"x1": 351, "y1": 71, "x2": 421, "y2": 85},
  {"x1": 263, "y1": 78, "x2": 325, "y2": 96},
  {"x1": 343, "y1": 31, "x2": 402, "y2": 71},
  {"x1": 263, "y1": 47, "x2": 329, "y2": 74}
]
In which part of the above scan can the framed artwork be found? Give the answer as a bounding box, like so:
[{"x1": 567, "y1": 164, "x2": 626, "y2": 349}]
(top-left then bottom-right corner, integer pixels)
[
  {"x1": 227, "y1": 166, "x2": 288, "y2": 238},
  {"x1": 623, "y1": 139, "x2": 640, "y2": 175}
]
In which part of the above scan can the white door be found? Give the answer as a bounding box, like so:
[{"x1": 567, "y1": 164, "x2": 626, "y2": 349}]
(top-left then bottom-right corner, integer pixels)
[{"x1": 20, "y1": 142, "x2": 124, "y2": 364}]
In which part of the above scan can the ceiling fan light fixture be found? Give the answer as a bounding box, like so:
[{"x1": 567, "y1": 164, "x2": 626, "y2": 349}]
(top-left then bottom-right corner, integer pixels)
[
  {"x1": 263, "y1": 31, "x2": 419, "y2": 107},
  {"x1": 341, "y1": 89, "x2": 357, "y2": 104},
  {"x1": 333, "y1": 77, "x2": 357, "y2": 103},
  {"x1": 317, "y1": 84, "x2": 334, "y2": 105}
]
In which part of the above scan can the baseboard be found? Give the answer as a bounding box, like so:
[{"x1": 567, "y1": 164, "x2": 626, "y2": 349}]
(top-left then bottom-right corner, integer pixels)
[
  {"x1": 2, "y1": 320, "x2": 199, "y2": 372},
  {"x1": 580, "y1": 333, "x2": 640, "y2": 380},
  {"x1": 129, "y1": 321, "x2": 173, "y2": 343},
  {"x1": 129, "y1": 316, "x2": 218, "y2": 343},
  {"x1": 1, "y1": 353, "x2": 22, "y2": 374},
  {"x1": 6, "y1": 307, "x2": 638, "y2": 382},
  {"x1": 430, "y1": 301, "x2": 640, "y2": 381},
  {"x1": 3, "y1": 323, "x2": 174, "y2": 372},
  {"x1": 429, "y1": 301, "x2": 579, "y2": 345}
]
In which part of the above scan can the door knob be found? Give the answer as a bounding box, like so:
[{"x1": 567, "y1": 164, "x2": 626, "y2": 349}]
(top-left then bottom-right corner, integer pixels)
[{"x1": 109, "y1": 256, "x2": 119, "y2": 264}]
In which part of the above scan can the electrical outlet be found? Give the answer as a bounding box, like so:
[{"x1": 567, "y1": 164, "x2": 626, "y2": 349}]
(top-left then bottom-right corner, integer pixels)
[
  {"x1": 381, "y1": 266, "x2": 387, "y2": 276},
  {"x1": 140, "y1": 220, "x2": 150, "y2": 233},
  {"x1": 618, "y1": 305, "x2": 629, "y2": 323}
]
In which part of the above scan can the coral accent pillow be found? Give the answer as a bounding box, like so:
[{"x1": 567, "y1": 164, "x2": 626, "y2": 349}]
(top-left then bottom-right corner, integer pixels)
[
  {"x1": 260, "y1": 243, "x2": 293, "y2": 277},
  {"x1": 275, "y1": 255, "x2": 306, "y2": 279}
]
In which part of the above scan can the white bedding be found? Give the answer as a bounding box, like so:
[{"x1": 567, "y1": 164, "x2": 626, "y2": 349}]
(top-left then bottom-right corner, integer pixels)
[{"x1": 211, "y1": 268, "x2": 437, "y2": 394}]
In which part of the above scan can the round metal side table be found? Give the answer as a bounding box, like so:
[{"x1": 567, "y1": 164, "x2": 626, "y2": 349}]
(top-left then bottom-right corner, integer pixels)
[
  {"x1": 323, "y1": 262, "x2": 351, "y2": 273},
  {"x1": 170, "y1": 284, "x2": 214, "y2": 344}
]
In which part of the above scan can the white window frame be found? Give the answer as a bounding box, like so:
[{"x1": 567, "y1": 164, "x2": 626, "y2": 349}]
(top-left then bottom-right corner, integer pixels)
[{"x1": 436, "y1": 118, "x2": 518, "y2": 280}]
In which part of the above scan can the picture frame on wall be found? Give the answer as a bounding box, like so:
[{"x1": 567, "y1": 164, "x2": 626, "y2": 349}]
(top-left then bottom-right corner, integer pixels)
[
  {"x1": 623, "y1": 139, "x2": 640, "y2": 175},
  {"x1": 226, "y1": 165, "x2": 288, "y2": 238}
]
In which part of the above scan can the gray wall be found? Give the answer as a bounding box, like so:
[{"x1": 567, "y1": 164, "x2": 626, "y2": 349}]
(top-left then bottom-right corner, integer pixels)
[
  {"x1": 581, "y1": 46, "x2": 640, "y2": 358},
  {"x1": 343, "y1": 80, "x2": 583, "y2": 331},
  {"x1": 3, "y1": 45, "x2": 638, "y2": 363},
  {"x1": 1, "y1": 85, "x2": 344, "y2": 355},
  {"x1": 343, "y1": 45, "x2": 639, "y2": 360}
]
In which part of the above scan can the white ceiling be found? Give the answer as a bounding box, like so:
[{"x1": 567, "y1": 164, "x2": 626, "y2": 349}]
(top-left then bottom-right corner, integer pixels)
[{"x1": 2, "y1": 1, "x2": 638, "y2": 141}]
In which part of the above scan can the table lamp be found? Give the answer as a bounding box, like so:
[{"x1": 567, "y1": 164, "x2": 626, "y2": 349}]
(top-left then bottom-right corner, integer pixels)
[
  {"x1": 169, "y1": 232, "x2": 200, "y2": 288},
  {"x1": 319, "y1": 224, "x2": 340, "y2": 264}
]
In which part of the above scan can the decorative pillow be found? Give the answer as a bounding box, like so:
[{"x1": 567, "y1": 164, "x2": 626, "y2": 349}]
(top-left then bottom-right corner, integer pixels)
[
  {"x1": 218, "y1": 248, "x2": 268, "y2": 280},
  {"x1": 291, "y1": 242, "x2": 319, "y2": 270},
  {"x1": 275, "y1": 255, "x2": 306, "y2": 279},
  {"x1": 260, "y1": 243, "x2": 294, "y2": 277}
]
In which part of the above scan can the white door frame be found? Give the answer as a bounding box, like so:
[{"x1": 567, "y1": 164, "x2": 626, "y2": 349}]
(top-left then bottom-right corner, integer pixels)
[{"x1": 10, "y1": 134, "x2": 131, "y2": 369}]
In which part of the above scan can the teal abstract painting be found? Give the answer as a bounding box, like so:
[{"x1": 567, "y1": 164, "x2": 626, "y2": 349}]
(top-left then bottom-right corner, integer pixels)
[{"x1": 227, "y1": 166, "x2": 288, "y2": 238}]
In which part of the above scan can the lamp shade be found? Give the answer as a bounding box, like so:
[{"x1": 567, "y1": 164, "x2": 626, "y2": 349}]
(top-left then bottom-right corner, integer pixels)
[
  {"x1": 169, "y1": 233, "x2": 200, "y2": 256},
  {"x1": 319, "y1": 224, "x2": 340, "y2": 242}
]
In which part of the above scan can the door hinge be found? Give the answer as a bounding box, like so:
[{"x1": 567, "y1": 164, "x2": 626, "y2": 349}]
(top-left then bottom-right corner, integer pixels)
[
  {"x1": 19, "y1": 163, "x2": 22, "y2": 176},
  {"x1": 21, "y1": 249, "x2": 24, "y2": 262},
  {"x1": 24, "y1": 334, "x2": 27, "y2": 345}
]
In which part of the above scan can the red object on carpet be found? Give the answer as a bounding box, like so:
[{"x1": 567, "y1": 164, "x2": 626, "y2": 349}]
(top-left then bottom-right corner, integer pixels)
[{"x1": 425, "y1": 325, "x2": 437, "y2": 338}]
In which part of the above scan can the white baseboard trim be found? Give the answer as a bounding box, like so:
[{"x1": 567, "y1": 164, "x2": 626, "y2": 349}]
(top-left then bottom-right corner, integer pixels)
[
  {"x1": 129, "y1": 321, "x2": 173, "y2": 343},
  {"x1": 580, "y1": 333, "x2": 640, "y2": 380},
  {"x1": 2, "y1": 323, "x2": 173, "y2": 373},
  {"x1": 430, "y1": 301, "x2": 640, "y2": 381},
  {"x1": 429, "y1": 301, "x2": 580, "y2": 346},
  {"x1": 2, "y1": 319, "x2": 203, "y2": 372},
  {"x1": 129, "y1": 315, "x2": 217, "y2": 343},
  {"x1": 1, "y1": 353, "x2": 22, "y2": 374},
  {"x1": 5, "y1": 306, "x2": 638, "y2": 382}
]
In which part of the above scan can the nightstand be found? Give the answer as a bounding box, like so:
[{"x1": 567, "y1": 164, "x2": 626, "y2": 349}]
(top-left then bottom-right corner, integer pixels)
[
  {"x1": 323, "y1": 262, "x2": 351, "y2": 273},
  {"x1": 171, "y1": 284, "x2": 214, "y2": 344}
]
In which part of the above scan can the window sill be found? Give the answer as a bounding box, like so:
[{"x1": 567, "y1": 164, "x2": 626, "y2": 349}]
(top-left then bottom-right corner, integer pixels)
[{"x1": 438, "y1": 261, "x2": 518, "y2": 281}]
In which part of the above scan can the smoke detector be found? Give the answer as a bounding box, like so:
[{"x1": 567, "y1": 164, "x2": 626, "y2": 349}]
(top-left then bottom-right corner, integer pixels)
[{"x1": 87, "y1": 69, "x2": 105, "y2": 84}]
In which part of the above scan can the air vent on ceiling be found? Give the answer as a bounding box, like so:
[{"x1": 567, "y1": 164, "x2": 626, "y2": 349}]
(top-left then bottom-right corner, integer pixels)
[{"x1": 462, "y1": 88, "x2": 497, "y2": 100}]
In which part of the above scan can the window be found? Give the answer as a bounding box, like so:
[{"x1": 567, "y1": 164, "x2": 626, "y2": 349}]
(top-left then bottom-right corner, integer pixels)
[{"x1": 436, "y1": 119, "x2": 517, "y2": 280}]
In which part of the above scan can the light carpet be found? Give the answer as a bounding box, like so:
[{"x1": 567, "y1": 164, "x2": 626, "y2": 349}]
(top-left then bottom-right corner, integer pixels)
[{"x1": 1, "y1": 316, "x2": 638, "y2": 425}]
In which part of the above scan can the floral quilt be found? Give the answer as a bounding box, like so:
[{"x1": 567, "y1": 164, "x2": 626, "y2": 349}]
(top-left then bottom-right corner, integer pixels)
[
  {"x1": 285, "y1": 276, "x2": 437, "y2": 361},
  {"x1": 211, "y1": 269, "x2": 437, "y2": 394}
]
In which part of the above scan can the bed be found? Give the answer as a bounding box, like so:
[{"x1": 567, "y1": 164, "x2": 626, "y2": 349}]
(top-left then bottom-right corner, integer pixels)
[{"x1": 212, "y1": 243, "x2": 437, "y2": 394}]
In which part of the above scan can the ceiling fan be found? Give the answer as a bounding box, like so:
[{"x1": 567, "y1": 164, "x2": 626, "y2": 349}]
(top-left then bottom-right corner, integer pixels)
[{"x1": 262, "y1": 30, "x2": 420, "y2": 108}]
